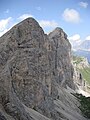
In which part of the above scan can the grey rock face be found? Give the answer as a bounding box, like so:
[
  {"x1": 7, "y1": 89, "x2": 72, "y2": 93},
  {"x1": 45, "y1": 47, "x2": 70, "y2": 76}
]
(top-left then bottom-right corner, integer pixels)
[
  {"x1": 0, "y1": 18, "x2": 87, "y2": 120},
  {"x1": 0, "y1": 112, "x2": 7, "y2": 120},
  {"x1": 48, "y1": 27, "x2": 75, "y2": 89},
  {"x1": 0, "y1": 18, "x2": 53, "y2": 119}
]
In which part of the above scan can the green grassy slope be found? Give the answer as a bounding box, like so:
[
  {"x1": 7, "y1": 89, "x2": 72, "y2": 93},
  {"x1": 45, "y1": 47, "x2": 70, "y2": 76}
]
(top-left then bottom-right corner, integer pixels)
[
  {"x1": 80, "y1": 67, "x2": 90, "y2": 85},
  {"x1": 73, "y1": 56, "x2": 84, "y2": 64}
]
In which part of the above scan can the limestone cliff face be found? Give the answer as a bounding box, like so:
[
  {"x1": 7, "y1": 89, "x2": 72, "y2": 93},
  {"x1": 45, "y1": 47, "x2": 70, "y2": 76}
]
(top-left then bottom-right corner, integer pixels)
[
  {"x1": 0, "y1": 18, "x2": 87, "y2": 120},
  {"x1": 48, "y1": 28, "x2": 75, "y2": 89},
  {"x1": 0, "y1": 18, "x2": 53, "y2": 119}
]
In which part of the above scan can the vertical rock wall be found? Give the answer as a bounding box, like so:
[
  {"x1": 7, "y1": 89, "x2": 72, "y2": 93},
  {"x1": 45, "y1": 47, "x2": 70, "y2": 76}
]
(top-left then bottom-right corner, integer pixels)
[{"x1": 48, "y1": 28, "x2": 75, "y2": 89}]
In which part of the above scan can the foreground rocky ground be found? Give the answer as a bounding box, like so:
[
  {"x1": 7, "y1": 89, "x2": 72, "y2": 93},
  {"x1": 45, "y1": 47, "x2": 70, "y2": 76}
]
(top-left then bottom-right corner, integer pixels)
[{"x1": 0, "y1": 17, "x2": 89, "y2": 120}]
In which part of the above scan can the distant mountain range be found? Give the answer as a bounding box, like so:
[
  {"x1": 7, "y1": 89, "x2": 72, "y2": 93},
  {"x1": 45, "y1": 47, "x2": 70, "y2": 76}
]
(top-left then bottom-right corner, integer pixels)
[
  {"x1": 71, "y1": 40, "x2": 90, "y2": 63},
  {"x1": 79, "y1": 40, "x2": 90, "y2": 50},
  {"x1": 73, "y1": 49, "x2": 90, "y2": 63}
]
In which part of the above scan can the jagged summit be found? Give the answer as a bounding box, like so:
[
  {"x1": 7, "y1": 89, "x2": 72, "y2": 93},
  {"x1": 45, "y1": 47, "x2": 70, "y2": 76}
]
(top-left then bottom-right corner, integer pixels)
[
  {"x1": 13, "y1": 17, "x2": 41, "y2": 29},
  {"x1": 19, "y1": 17, "x2": 37, "y2": 23},
  {"x1": 15, "y1": 17, "x2": 42, "y2": 30},
  {"x1": 49, "y1": 27, "x2": 67, "y2": 39},
  {"x1": 0, "y1": 17, "x2": 45, "y2": 51},
  {"x1": 0, "y1": 17, "x2": 44, "y2": 43},
  {"x1": 50, "y1": 27, "x2": 63, "y2": 33}
]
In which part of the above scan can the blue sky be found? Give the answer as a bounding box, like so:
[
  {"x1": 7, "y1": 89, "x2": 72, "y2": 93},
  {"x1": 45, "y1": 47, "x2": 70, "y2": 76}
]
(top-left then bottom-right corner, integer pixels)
[{"x1": 0, "y1": 0, "x2": 90, "y2": 45}]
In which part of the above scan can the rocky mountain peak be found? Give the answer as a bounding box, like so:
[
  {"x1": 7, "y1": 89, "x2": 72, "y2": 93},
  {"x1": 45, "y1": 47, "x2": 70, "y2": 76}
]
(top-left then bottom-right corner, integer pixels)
[
  {"x1": 48, "y1": 27, "x2": 74, "y2": 89},
  {"x1": 16, "y1": 17, "x2": 39, "y2": 26},
  {"x1": 49, "y1": 27, "x2": 67, "y2": 39},
  {"x1": 0, "y1": 18, "x2": 88, "y2": 120}
]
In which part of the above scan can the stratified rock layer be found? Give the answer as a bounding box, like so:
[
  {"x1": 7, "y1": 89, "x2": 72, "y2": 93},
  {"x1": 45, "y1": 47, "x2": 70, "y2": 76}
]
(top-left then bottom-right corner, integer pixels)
[{"x1": 0, "y1": 18, "x2": 87, "y2": 120}]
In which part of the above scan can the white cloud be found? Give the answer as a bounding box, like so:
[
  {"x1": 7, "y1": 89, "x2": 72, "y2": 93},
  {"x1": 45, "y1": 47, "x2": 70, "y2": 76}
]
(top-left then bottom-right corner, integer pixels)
[
  {"x1": 68, "y1": 34, "x2": 80, "y2": 41},
  {"x1": 79, "y1": 2, "x2": 88, "y2": 8},
  {"x1": 18, "y1": 14, "x2": 33, "y2": 21},
  {"x1": 0, "y1": 17, "x2": 12, "y2": 37},
  {"x1": 39, "y1": 20, "x2": 58, "y2": 28},
  {"x1": 0, "y1": 17, "x2": 12, "y2": 31},
  {"x1": 62, "y1": 8, "x2": 81, "y2": 23},
  {"x1": 86, "y1": 35, "x2": 90, "y2": 40},
  {"x1": 68, "y1": 34, "x2": 82, "y2": 49}
]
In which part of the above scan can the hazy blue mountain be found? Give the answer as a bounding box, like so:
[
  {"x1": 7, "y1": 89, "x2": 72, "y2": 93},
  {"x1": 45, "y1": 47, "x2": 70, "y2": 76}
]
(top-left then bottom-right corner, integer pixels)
[
  {"x1": 71, "y1": 39, "x2": 90, "y2": 63},
  {"x1": 73, "y1": 49, "x2": 90, "y2": 63},
  {"x1": 79, "y1": 40, "x2": 90, "y2": 50}
]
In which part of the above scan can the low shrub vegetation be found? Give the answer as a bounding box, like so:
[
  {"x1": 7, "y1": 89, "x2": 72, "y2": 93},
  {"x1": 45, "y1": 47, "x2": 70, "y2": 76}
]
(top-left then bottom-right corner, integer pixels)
[{"x1": 74, "y1": 93, "x2": 90, "y2": 118}]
